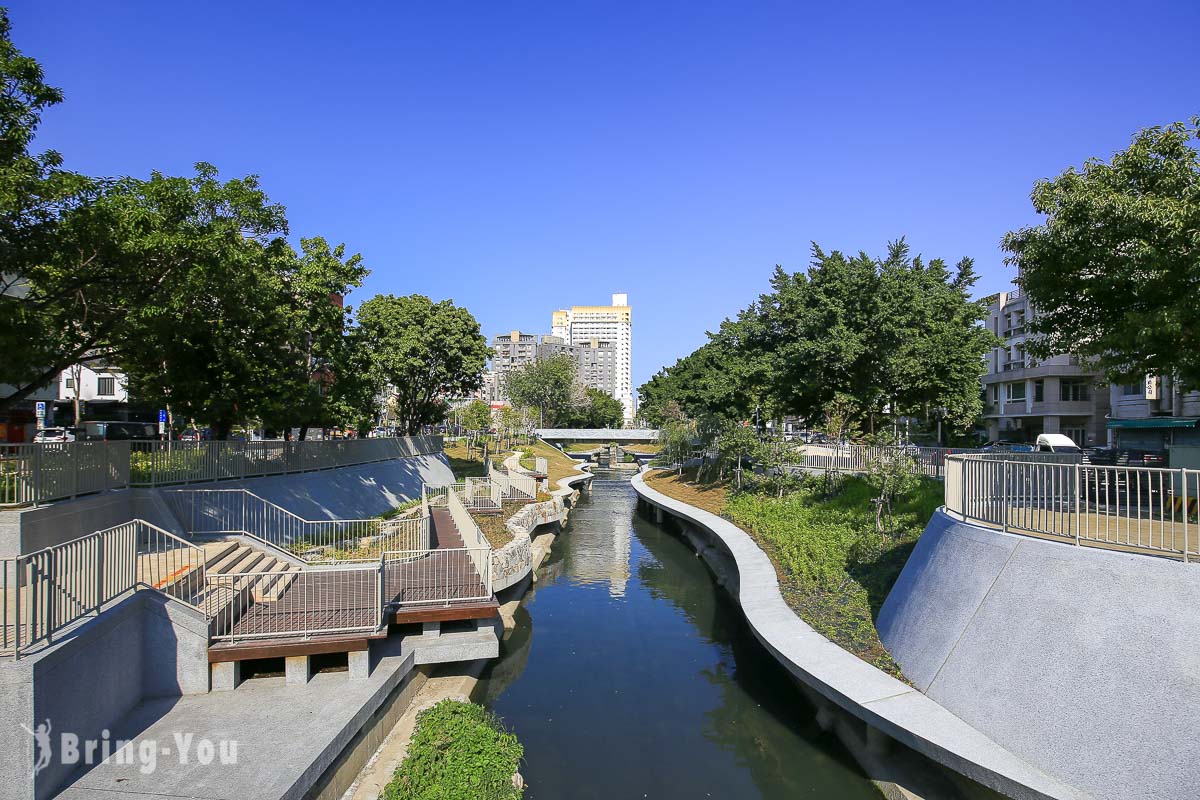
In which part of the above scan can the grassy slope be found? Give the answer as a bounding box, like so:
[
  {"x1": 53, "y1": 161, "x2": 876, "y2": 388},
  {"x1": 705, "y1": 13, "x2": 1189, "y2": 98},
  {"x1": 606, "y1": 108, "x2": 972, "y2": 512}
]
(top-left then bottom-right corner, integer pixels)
[
  {"x1": 521, "y1": 440, "x2": 585, "y2": 485},
  {"x1": 644, "y1": 469, "x2": 940, "y2": 679}
]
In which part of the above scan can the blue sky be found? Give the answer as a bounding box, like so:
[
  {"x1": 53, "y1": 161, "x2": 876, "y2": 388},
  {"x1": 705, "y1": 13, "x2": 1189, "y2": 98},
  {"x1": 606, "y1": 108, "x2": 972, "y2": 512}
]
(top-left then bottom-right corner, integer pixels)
[{"x1": 10, "y1": 1, "x2": 1199, "y2": 391}]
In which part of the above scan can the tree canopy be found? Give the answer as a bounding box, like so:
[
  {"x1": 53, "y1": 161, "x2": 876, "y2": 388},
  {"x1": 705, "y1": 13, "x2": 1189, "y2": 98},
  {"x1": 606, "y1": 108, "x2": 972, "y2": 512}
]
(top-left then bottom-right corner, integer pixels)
[
  {"x1": 639, "y1": 240, "x2": 995, "y2": 436},
  {"x1": 1003, "y1": 118, "x2": 1200, "y2": 389},
  {"x1": 356, "y1": 294, "x2": 489, "y2": 435},
  {"x1": 501, "y1": 354, "x2": 579, "y2": 428}
]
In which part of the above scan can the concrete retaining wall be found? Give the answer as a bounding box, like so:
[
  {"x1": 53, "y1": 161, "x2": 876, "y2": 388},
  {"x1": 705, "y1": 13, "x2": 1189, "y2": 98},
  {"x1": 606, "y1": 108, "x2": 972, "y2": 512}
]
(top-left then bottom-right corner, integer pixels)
[
  {"x1": 217, "y1": 454, "x2": 455, "y2": 519},
  {"x1": 0, "y1": 591, "x2": 209, "y2": 799},
  {"x1": 4, "y1": 489, "x2": 184, "y2": 556},
  {"x1": 1, "y1": 454, "x2": 456, "y2": 558},
  {"x1": 632, "y1": 470, "x2": 1085, "y2": 800},
  {"x1": 879, "y1": 509, "x2": 1200, "y2": 800}
]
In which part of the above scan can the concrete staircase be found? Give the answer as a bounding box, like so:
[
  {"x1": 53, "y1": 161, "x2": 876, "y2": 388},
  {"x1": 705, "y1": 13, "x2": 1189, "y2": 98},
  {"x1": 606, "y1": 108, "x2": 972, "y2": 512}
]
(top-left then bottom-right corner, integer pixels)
[{"x1": 195, "y1": 538, "x2": 299, "y2": 631}]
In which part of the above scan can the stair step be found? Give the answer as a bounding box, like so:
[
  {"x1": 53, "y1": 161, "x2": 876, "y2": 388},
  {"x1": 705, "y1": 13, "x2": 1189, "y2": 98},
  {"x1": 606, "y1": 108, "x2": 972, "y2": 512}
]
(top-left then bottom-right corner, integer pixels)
[
  {"x1": 210, "y1": 546, "x2": 259, "y2": 575},
  {"x1": 202, "y1": 541, "x2": 239, "y2": 569}
]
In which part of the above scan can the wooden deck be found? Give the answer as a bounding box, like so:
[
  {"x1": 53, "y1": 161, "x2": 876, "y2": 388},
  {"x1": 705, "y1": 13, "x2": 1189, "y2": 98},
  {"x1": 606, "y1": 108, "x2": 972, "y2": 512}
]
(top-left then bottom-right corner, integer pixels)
[{"x1": 209, "y1": 507, "x2": 492, "y2": 646}]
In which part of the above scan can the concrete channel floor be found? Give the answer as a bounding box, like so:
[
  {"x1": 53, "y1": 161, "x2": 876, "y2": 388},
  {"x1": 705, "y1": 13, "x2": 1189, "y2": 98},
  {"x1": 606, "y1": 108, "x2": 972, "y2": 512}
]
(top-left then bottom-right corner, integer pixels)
[{"x1": 54, "y1": 637, "x2": 419, "y2": 800}]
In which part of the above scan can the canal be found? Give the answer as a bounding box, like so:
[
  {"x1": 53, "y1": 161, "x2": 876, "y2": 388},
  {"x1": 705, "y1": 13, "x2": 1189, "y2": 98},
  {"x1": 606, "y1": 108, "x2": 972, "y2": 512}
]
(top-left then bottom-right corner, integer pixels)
[{"x1": 477, "y1": 470, "x2": 878, "y2": 799}]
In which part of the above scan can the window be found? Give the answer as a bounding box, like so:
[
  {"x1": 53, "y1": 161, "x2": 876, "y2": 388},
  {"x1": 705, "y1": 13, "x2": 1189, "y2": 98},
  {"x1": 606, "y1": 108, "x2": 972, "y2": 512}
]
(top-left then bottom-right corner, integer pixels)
[
  {"x1": 64, "y1": 376, "x2": 75, "y2": 389},
  {"x1": 991, "y1": 385, "x2": 999, "y2": 402},
  {"x1": 1008, "y1": 382, "x2": 1026, "y2": 401},
  {"x1": 1060, "y1": 380, "x2": 1091, "y2": 402},
  {"x1": 1122, "y1": 383, "x2": 1144, "y2": 397},
  {"x1": 97, "y1": 376, "x2": 116, "y2": 396},
  {"x1": 1034, "y1": 380, "x2": 1044, "y2": 402}
]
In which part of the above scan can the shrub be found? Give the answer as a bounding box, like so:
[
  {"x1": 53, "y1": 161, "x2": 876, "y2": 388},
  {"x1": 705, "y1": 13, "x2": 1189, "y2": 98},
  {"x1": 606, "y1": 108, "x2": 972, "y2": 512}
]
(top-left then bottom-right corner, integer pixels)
[{"x1": 384, "y1": 700, "x2": 524, "y2": 800}]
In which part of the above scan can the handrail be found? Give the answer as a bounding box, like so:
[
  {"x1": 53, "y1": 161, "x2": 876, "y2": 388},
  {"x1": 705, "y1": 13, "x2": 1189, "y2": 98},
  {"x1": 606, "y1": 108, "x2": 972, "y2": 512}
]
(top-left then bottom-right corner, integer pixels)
[
  {"x1": 0, "y1": 435, "x2": 443, "y2": 508},
  {"x1": 0, "y1": 518, "x2": 207, "y2": 659},
  {"x1": 163, "y1": 488, "x2": 430, "y2": 562},
  {"x1": 946, "y1": 455, "x2": 1198, "y2": 562}
]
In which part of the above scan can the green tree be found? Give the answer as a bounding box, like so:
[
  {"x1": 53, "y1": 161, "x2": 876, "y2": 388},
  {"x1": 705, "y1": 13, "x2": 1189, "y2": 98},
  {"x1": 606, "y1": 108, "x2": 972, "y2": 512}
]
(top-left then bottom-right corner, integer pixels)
[
  {"x1": 1003, "y1": 118, "x2": 1200, "y2": 401},
  {"x1": 113, "y1": 165, "x2": 296, "y2": 439},
  {"x1": 502, "y1": 354, "x2": 578, "y2": 428},
  {"x1": 461, "y1": 399, "x2": 492, "y2": 434},
  {"x1": 356, "y1": 294, "x2": 489, "y2": 435},
  {"x1": 565, "y1": 388, "x2": 624, "y2": 428}
]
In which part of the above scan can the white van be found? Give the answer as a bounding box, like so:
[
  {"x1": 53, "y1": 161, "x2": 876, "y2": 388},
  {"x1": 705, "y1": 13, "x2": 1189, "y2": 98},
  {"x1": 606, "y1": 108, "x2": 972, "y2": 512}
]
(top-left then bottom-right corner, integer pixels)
[{"x1": 1035, "y1": 433, "x2": 1082, "y2": 454}]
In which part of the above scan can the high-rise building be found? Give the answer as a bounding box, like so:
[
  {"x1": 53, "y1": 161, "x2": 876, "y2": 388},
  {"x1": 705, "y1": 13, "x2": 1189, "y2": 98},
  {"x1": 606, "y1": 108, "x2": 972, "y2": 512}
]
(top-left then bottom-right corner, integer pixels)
[
  {"x1": 551, "y1": 293, "x2": 633, "y2": 423},
  {"x1": 537, "y1": 336, "x2": 618, "y2": 398},
  {"x1": 491, "y1": 331, "x2": 539, "y2": 403}
]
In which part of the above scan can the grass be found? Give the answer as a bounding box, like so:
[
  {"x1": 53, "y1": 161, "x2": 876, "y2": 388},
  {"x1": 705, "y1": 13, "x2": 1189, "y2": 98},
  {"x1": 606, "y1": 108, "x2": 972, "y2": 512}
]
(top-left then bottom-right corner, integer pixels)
[
  {"x1": 624, "y1": 442, "x2": 662, "y2": 454},
  {"x1": 471, "y1": 500, "x2": 530, "y2": 549},
  {"x1": 383, "y1": 700, "x2": 523, "y2": 800},
  {"x1": 378, "y1": 498, "x2": 423, "y2": 520},
  {"x1": 644, "y1": 468, "x2": 941, "y2": 679},
  {"x1": 518, "y1": 440, "x2": 585, "y2": 485},
  {"x1": 443, "y1": 439, "x2": 490, "y2": 479},
  {"x1": 562, "y1": 442, "x2": 602, "y2": 453}
]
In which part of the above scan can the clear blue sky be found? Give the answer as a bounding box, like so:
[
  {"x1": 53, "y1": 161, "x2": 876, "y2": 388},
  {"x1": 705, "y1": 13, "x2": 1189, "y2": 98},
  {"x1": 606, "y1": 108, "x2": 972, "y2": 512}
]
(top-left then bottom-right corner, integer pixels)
[{"x1": 10, "y1": 1, "x2": 1199, "y2": 391}]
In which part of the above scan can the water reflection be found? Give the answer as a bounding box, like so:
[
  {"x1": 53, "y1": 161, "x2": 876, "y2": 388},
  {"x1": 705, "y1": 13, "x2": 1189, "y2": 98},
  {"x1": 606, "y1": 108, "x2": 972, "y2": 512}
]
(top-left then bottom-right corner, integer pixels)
[{"x1": 478, "y1": 475, "x2": 877, "y2": 799}]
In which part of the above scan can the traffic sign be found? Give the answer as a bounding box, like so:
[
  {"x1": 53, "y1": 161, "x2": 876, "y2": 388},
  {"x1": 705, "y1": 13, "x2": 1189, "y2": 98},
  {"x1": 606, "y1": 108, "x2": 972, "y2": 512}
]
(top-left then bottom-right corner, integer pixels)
[
  {"x1": 35, "y1": 401, "x2": 46, "y2": 418},
  {"x1": 159, "y1": 409, "x2": 168, "y2": 423}
]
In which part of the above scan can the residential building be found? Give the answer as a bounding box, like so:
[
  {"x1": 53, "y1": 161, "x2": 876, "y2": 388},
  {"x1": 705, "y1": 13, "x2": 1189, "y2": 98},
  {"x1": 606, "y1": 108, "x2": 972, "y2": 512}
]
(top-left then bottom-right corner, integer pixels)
[
  {"x1": 980, "y1": 288, "x2": 1109, "y2": 447},
  {"x1": 491, "y1": 331, "x2": 539, "y2": 402},
  {"x1": 537, "y1": 335, "x2": 618, "y2": 397},
  {"x1": 55, "y1": 364, "x2": 132, "y2": 424},
  {"x1": 550, "y1": 293, "x2": 633, "y2": 423},
  {"x1": 1106, "y1": 376, "x2": 1200, "y2": 452}
]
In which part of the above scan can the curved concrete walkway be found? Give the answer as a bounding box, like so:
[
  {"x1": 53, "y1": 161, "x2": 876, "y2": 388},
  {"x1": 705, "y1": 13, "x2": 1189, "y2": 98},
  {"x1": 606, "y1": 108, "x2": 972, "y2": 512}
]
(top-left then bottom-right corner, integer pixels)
[{"x1": 632, "y1": 470, "x2": 1087, "y2": 800}]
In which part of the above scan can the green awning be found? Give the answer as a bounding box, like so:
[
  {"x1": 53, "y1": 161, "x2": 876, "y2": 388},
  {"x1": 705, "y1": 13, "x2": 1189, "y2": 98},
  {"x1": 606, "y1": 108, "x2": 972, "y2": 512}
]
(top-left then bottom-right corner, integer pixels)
[{"x1": 1106, "y1": 417, "x2": 1200, "y2": 429}]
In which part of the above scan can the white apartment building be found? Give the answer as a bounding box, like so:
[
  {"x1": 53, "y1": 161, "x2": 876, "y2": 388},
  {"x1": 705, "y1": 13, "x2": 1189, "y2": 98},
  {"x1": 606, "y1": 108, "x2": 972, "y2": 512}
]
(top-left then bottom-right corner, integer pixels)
[
  {"x1": 980, "y1": 288, "x2": 1109, "y2": 447},
  {"x1": 551, "y1": 293, "x2": 633, "y2": 423}
]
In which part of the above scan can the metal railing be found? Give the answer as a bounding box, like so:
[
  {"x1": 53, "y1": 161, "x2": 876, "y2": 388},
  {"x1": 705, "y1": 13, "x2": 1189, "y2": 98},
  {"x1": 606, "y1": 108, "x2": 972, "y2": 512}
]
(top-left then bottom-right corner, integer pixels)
[
  {"x1": 162, "y1": 489, "x2": 430, "y2": 562},
  {"x1": 0, "y1": 435, "x2": 443, "y2": 508},
  {"x1": 488, "y1": 462, "x2": 537, "y2": 500},
  {"x1": 948, "y1": 455, "x2": 1200, "y2": 561},
  {"x1": 784, "y1": 444, "x2": 1076, "y2": 479},
  {"x1": 384, "y1": 546, "x2": 492, "y2": 608},
  {"x1": 207, "y1": 564, "x2": 381, "y2": 644},
  {"x1": 0, "y1": 519, "x2": 205, "y2": 658}
]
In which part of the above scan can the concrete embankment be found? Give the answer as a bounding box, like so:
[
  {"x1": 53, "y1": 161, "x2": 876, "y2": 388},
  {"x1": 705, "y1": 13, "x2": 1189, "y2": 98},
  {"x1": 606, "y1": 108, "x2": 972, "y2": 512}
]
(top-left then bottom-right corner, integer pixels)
[
  {"x1": 631, "y1": 470, "x2": 1084, "y2": 800},
  {"x1": 880, "y1": 509, "x2": 1200, "y2": 800}
]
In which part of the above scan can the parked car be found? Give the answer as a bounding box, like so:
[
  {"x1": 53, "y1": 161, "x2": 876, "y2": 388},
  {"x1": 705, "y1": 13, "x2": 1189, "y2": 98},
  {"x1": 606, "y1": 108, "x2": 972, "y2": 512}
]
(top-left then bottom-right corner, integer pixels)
[
  {"x1": 178, "y1": 428, "x2": 206, "y2": 442},
  {"x1": 1035, "y1": 433, "x2": 1082, "y2": 454},
  {"x1": 79, "y1": 421, "x2": 158, "y2": 441},
  {"x1": 33, "y1": 427, "x2": 75, "y2": 443}
]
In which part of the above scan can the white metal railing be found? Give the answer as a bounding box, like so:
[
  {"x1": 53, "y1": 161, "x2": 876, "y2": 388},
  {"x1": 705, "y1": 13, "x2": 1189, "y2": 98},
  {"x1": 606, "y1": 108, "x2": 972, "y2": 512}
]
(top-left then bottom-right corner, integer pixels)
[
  {"x1": 163, "y1": 489, "x2": 430, "y2": 562},
  {"x1": 445, "y1": 489, "x2": 491, "y2": 553},
  {"x1": 207, "y1": 563, "x2": 381, "y2": 644},
  {"x1": 384, "y1": 547, "x2": 492, "y2": 608},
  {"x1": 784, "y1": 444, "x2": 1077, "y2": 479},
  {"x1": 488, "y1": 462, "x2": 537, "y2": 500},
  {"x1": 0, "y1": 519, "x2": 205, "y2": 658},
  {"x1": 0, "y1": 435, "x2": 442, "y2": 508},
  {"x1": 948, "y1": 456, "x2": 1200, "y2": 561}
]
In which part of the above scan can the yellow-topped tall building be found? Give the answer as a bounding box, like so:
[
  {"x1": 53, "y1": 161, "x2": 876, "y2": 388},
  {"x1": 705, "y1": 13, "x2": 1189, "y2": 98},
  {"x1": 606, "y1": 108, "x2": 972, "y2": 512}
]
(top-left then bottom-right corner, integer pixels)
[{"x1": 551, "y1": 293, "x2": 633, "y2": 423}]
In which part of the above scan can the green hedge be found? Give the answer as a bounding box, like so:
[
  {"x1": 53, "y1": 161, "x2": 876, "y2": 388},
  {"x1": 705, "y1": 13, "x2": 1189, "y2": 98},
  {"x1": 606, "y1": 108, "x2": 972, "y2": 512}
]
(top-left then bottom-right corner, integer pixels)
[{"x1": 384, "y1": 700, "x2": 524, "y2": 800}]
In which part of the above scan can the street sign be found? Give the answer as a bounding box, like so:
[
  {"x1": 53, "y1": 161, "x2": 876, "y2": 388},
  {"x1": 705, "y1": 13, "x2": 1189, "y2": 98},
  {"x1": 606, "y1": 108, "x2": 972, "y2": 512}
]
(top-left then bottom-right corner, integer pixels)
[
  {"x1": 159, "y1": 409, "x2": 168, "y2": 423},
  {"x1": 35, "y1": 401, "x2": 46, "y2": 418}
]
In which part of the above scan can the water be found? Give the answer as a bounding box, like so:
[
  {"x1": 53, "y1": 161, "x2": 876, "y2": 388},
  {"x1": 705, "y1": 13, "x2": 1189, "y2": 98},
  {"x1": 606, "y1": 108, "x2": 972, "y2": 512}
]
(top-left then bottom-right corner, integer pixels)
[{"x1": 477, "y1": 471, "x2": 878, "y2": 799}]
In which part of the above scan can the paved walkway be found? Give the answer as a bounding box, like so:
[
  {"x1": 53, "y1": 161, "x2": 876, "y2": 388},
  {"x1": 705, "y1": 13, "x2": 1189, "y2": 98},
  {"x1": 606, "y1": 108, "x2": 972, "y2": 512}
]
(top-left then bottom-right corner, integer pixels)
[{"x1": 55, "y1": 638, "x2": 419, "y2": 800}]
